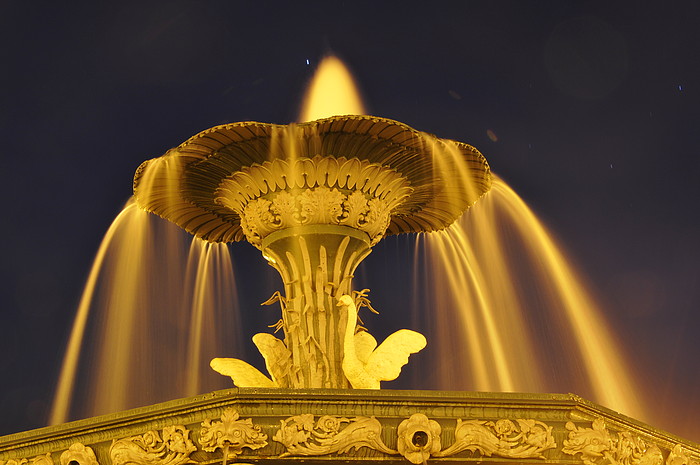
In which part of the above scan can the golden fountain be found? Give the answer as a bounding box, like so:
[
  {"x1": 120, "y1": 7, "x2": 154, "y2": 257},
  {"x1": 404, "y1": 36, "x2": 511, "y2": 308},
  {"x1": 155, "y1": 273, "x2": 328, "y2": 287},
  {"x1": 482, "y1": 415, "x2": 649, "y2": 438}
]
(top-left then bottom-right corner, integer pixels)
[
  {"x1": 1, "y1": 58, "x2": 698, "y2": 465},
  {"x1": 133, "y1": 115, "x2": 490, "y2": 390}
]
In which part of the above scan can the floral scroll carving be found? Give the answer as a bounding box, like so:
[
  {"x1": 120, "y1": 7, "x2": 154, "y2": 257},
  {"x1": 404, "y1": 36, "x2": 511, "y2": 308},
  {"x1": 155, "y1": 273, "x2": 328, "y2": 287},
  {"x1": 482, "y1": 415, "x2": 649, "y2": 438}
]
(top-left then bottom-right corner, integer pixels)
[
  {"x1": 436, "y1": 418, "x2": 556, "y2": 459},
  {"x1": 198, "y1": 408, "x2": 268, "y2": 460},
  {"x1": 272, "y1": 414, "x2": 395, "y2": 457},
  {"x1": 563, "y1": 418, "x2": 664, "y2": 465},
  {"x1": 109, "y1": 425, "x2": 196, "y2": 465},
  {"x1": 60, "y1": 444, "x2": 99, "y2": 465}
]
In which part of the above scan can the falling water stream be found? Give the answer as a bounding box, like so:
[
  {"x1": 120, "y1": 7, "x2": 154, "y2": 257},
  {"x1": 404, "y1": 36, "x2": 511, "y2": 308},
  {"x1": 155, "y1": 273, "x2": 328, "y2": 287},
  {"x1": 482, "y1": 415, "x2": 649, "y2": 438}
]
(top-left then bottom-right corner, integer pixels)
[{"x1": 51, "y1": 55, "x2": 646, "y2": 430}]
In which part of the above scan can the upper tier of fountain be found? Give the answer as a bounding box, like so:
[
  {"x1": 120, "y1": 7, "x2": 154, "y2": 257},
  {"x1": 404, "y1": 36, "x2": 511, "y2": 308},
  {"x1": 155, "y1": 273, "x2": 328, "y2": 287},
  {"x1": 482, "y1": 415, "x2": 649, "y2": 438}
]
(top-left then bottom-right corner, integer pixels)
[{"x1": 132, "y1": 115, "x2": 491, "y2": 247}]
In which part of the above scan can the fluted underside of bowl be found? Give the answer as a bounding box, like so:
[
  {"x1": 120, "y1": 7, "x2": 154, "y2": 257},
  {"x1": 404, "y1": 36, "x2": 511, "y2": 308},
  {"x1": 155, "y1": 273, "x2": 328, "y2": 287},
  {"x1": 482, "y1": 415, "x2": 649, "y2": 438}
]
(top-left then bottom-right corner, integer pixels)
[{"x1": 133, "y1": 115, "x2": 491, "y2": 243}]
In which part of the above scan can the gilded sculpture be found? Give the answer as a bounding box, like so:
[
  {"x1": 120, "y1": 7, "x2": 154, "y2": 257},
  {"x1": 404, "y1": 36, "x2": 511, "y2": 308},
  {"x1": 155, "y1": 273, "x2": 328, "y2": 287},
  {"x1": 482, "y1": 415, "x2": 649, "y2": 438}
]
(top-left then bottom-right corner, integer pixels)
[{"x1": 133, "y1": 115, "x2": 490, "y2": 389}]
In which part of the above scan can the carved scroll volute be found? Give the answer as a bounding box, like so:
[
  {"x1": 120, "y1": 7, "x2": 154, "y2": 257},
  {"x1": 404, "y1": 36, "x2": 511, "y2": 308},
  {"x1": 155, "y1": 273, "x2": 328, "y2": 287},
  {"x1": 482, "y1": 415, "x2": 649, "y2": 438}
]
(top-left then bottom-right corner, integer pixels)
[
  {"x1": 60, "y1": 444, "x2": 99, "y2": 465},
  {"x1": 198, "y1": 408, "x2": 268, "y2": 460},
  {"x1": 110, "y1": 426, "x2": 196, "y2": 465},
  {"x1": 272, "y1": 414, "x2": 395, "y2": 457}
]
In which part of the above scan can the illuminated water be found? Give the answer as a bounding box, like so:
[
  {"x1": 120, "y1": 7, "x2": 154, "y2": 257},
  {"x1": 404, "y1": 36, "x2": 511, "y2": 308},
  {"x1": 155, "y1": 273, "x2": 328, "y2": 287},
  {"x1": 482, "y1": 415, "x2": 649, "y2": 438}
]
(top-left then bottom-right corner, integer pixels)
[
  {"x1": 50, "y1": 200, "x2": 240, "y2": 423},
  {"x1": 52, "y1": 55, "x2": 645, "y2": 429},
  {"x1": 419, "y1": 177, "x2": 641, "y2": 418}
]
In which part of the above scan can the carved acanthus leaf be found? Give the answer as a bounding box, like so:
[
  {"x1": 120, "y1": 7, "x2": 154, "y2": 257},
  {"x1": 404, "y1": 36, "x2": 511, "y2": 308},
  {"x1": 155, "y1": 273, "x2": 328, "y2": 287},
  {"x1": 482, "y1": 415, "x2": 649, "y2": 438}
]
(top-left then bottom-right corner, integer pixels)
[
  {"x1": 198, "y1": 408, "x2": 268, "y2": 460},
  {"x1": 60, "y1": 443, "x2": 99, "y2": 465},
  {"x1": 563, "y1": 419, "x2": 664, "y2": 465},
  {"x1": 110, "y1": 425, "x2": 196, "y2": 465},
  {"x1": 436, "y1": 418, "x2": 556, "y2": 459},
  {"x1": 216, "y1": 156, "x2": 412, "y2": 248},
  {"x1": 272, "y1": 414, "x2": 395, "y2": 457}
]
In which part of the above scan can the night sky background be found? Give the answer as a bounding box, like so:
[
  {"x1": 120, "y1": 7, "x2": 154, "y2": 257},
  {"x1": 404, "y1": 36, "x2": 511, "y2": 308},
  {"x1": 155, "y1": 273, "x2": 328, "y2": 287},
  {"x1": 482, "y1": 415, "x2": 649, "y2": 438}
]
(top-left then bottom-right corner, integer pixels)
[{"x1": 1, "y1": 2, "x2": 698, "y2": 442}]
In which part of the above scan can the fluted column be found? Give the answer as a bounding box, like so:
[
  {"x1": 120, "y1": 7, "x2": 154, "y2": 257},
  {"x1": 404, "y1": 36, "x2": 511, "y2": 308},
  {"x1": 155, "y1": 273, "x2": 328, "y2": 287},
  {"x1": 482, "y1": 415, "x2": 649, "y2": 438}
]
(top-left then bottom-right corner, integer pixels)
[{"x1": 262, "y1": 225, "x2": 371, "y2": 388}]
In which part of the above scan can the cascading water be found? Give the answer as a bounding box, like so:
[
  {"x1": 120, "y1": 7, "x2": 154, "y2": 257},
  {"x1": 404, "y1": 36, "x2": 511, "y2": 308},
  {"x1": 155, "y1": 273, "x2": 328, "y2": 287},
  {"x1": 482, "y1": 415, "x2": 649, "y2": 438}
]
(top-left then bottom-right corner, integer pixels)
[
  {"x1": 50, "y1": 200, "x2": 241, "y2": 424},
  {"x1": 51, "y1": 55, "x2": 647, "y2": 433}
]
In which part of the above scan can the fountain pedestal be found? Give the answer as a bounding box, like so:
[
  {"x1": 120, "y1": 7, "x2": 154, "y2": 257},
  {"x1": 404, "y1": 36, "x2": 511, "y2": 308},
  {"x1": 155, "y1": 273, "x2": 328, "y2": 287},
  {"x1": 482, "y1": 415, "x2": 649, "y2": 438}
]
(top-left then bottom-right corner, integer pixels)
[{"x1": 260, "y1": 225, "x2": 371, "y2": 388}]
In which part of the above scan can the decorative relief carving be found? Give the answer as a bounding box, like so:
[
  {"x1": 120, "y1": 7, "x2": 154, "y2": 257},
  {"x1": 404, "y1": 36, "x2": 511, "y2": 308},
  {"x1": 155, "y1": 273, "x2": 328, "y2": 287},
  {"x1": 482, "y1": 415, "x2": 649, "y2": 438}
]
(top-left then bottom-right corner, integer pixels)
[
  {"x1": 272, "y1": 414, "x2": 395, "y2": 457},
  {"x1": 29, "y1": 456, "x2": 53, "y2": 465},
  {"x1": 667, "y1": 444, "x2": 699, "y2": 465},
  {"x1": 397, "y1": 413, "x2": 442, "y2": 464},
  {"x1": 216, "y1": 156, "x2": 412, "y2": 248},
  {"x1": 60, "y1": 444, "x2": 99, "y2": 465},
  {"x1": 563, "y1": 418, "x2": 664, "y2": 465},
  {"x1": 436, "y1": 418, "x2": 556, "y2": 459},
  {"x1": 0, "y1": 460, "x2": 28, "y2": 465},
  {"x1": 237, "y1": 187, "x2": 394, "y2": 248},
  {"x1": 110, "y1": 425, "x2": 196, "y2": 465},
  {"x1": 198, "y1": 408, "x2": 268, "y2": 460}
]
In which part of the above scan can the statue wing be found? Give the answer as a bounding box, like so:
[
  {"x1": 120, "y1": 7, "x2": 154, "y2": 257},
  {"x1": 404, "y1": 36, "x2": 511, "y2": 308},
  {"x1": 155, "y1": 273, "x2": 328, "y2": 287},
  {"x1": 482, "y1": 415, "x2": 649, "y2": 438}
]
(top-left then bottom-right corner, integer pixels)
[
  {"x1": 354, "y1": 330, "x2": 378, "y2": 365},
  {"x1": 252, "y1": 332, "x2": 291, "y2": 386},
  {"x1": 210, "y1": 357, "x2": 276, "y2": 388},
  {"x1": 365, "y1": 329, "x2": 427, "y2": 382}
]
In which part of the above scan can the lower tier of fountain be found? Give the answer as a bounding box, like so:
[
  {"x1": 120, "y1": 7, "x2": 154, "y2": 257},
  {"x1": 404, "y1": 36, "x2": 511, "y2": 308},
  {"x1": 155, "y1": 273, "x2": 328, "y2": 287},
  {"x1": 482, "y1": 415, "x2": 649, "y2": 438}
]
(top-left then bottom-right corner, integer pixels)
[{"x1": 2, "y1": 389, "x2": 698, "y2": 465}]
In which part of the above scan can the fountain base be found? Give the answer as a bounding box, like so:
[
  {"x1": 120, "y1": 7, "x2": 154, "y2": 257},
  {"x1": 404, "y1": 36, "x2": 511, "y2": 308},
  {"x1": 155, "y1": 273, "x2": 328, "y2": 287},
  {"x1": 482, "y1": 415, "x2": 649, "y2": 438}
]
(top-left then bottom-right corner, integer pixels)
[{"x1": 2, "y1": 390, "x2": 698, "y2": 465}]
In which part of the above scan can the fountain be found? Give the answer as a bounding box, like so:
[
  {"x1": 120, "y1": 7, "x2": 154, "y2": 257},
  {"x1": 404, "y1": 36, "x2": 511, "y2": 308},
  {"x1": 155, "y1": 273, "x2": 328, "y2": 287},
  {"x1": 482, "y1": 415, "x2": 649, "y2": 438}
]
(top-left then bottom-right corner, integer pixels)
[
  {"x1": 1, "y1": 57, "x2": 698, "y2": 465},
  {"x1": 132, "y1": 114, "x2": 490, "y2": 389}
]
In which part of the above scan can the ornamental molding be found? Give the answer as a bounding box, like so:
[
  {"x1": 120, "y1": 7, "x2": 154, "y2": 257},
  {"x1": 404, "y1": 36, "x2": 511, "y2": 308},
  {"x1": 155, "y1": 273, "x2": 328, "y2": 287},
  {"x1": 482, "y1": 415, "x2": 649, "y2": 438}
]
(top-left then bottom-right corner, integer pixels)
[
  {"x1": 272, "y1": 414, "x2": 395, "y2": 457},
  {"x1": 198, "y1": 408, "x2": 268, "y2": 460},
  {"x1": 109, "y1": 425, "x2": 196, "y2": 465},
  {"x1": 2, "y1": 404, "x2": 699, "y2": 465}
]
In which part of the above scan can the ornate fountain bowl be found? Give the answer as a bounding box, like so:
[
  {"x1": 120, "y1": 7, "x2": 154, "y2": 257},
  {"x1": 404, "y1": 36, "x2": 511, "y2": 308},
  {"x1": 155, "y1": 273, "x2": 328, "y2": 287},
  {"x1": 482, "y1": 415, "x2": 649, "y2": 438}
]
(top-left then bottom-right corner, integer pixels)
[
  {"x1": 132, "y1": 115, "x2": 492, "y2": 389},
  {"x1": 133, "y1": 115, "x2": 491, "y2": 245}
]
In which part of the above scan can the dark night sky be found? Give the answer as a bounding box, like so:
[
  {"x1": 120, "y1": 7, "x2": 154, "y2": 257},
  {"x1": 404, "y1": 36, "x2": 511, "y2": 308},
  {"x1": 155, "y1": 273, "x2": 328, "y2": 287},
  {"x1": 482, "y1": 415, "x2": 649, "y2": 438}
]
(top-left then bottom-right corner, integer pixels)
[{"x1": 1, "y1": 2, "x2": 698, "y2": 441}]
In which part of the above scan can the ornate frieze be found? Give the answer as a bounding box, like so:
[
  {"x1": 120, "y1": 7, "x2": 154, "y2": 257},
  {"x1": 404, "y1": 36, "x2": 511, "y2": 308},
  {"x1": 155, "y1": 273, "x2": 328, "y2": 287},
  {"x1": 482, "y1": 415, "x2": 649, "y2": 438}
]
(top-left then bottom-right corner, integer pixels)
[
  {"x1": 198, "y1": 408, "x2": 267, "y2": 461},
  {"x1": 2, "y1": 395, "x2": 698, "y2": 465}
]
